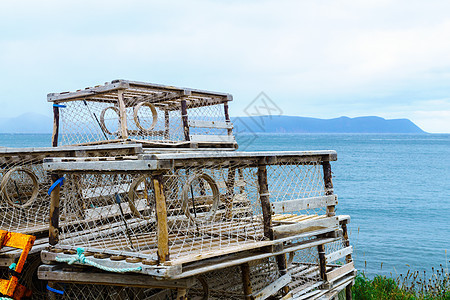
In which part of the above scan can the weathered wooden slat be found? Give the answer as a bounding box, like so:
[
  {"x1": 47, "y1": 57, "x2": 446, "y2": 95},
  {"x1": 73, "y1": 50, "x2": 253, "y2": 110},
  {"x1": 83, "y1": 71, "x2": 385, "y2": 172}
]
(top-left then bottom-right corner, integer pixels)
[
  {"x1": 0, "y1": 144, "x2": 142, "y2": 155},
  {"x1": 188, "y1": 120, "x2": 233, "y2": 129},
  {"x1": 241, "y1": 263, "x2": 253, "y2": 300},
  {"x1": 272, "y1": 217, "x2": 339, "y2": 239},
  {"x1": 325, "y1": 246, "x2": 353, "y2": 264},
  {"x1": 326, "y1": 262, "x2": 355, "y2": 282},
  {"x1": 44, "y1": 150, "x2": 337, "y2": 171},
  {"x1": 189, "y1": 134, "x2": 236, "y2": 143},
  {"x1": 154, "y1": 174, "x2": 169, "y2": 264},
  {"x1": 252, "y1": 273, "x2": 291, "y2": 300},
  {"x1": 40, "y1": 251, "x2": 181, "y2": 278},
  {"x1": 47, "y1": 81, "x2": 129, "y2": 102},
  {"x1": 271, "y1": 195, "x2": 338, "y2": 214},
  {"x1": 38, "y1": 264, "x2": 195, "y2": 288}
]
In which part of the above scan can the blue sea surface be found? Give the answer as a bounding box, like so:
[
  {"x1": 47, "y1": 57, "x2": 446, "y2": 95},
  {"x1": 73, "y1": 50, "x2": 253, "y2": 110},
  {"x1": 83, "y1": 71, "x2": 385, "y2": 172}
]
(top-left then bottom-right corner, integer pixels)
[
  {"x1": 238, "y1": 133, "x2": 450, "y2": 278},
  {"x1": 1, "y1": 132, "x2": 449, "y2": 278}
]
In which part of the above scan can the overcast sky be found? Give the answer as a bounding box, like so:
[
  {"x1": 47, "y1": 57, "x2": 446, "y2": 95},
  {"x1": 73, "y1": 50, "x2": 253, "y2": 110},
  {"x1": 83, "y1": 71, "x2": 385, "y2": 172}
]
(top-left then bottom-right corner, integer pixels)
[{"x1": 1, "y1": 0, "x2": 450, "y2": 133}]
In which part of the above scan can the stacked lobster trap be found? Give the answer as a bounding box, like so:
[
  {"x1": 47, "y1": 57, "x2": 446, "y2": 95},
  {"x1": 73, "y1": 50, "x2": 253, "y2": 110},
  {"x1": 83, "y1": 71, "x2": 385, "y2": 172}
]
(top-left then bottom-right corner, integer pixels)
[
  {"x1": 0, "y1": 80, "x2": 356, "y2": 299},
  {"x1": 48, "y1": 80, "x2": 236, "y2": 149},
  {"x1": 0, "y1": 144, "x2": 143, "y2": 299},
  {"x1": 39, "y1": 150, "x2": 356, "y2": 299}
]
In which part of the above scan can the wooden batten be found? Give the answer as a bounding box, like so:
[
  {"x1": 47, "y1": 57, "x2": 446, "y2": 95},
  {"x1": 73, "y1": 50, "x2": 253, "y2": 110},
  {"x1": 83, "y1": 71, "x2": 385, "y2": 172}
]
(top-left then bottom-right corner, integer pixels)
[
  {"x1": 153, "y1": 174, "x2": 169, "y2": 263},
  {"x1": 181, "y1": 99, "x2": 190, "y2": 141},
  {"x1": 224, "y1": 101, "x2": 233, "y2": 136},
  {"x1": 318, "y1": 244, "x2": 326, "y2": 281},
  {"x1": 241, "y1": 263, "x2": 253, "y2": 300},
  {"x1": 322, "y1": 161, "x2": 335, "y2": 217},
  {"x1": 52, "y1": 105, "x2": 59, "y2": 147},
  {"x1": 326, "y1": 262, "x2": 355, "y2": 282},
  {"x1": 271, "y1": 195, "x2": 338, "y2": 214},
  {"x1": 49, "y1": 174, "x2": 61, "y2": 245},
  {"x1": 189, "y1": 134, "x2": 235, "y2": 143},
  {"x1": 257, "y1": 164, "x2": 272, "y2": 239},
  {"x1": 251, "y1": 273, "x2": 291, "y2": 300},
  {"x1": 164, "y1": 110, "x2": 170, "y2": 139},
  {"x1": 38, "y1": 265, "x2": 195, "y2": 289},
  {"x1": 117, "y1": 90, "x2": 128, "y2": 139},
  {"x1": 272, "y1": 217, "x2": 339, "y2": 239},
  {"x1": 325, "y1": 246, "x2": 353, "y2": 264},
  {"x1": 187, "y1": 120, "x2": 233, "y2": 129}
]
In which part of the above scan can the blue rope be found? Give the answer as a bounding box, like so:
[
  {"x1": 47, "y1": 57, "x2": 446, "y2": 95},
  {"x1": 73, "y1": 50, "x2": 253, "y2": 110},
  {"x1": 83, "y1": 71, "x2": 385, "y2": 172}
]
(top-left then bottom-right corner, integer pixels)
[
  {"x1": 47, "y1": 285, "x2": 64, "y2": 295},
  {"x1": 53, "y1": 104, "x2": 67, "y2": 108},
  {"x1": 55, "y1": 248, "x2": 142, "y2": 273},
  {"x1": 47, "y1": 177, "x2": 65, "y2": 196},
  {"x1": 8, "y1": 263, "x2": 16, "y2": 271}
]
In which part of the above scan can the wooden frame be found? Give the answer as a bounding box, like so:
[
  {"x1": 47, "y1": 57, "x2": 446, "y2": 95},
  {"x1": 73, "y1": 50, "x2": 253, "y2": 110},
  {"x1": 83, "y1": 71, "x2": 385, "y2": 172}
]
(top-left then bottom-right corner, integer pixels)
[
  {"x1": 47, "y1": 80, "x2": 236, "y2": 148},
  {"x1": 41, "y1": 150, "x2": 345, "y2": 281}
]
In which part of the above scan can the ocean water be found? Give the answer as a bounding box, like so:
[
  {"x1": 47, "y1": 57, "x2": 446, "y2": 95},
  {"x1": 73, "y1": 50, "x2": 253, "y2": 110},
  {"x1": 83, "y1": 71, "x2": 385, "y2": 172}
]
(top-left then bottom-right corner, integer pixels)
[{"x1": 1, "y1": 133, "x2": 449, "y2": 278}]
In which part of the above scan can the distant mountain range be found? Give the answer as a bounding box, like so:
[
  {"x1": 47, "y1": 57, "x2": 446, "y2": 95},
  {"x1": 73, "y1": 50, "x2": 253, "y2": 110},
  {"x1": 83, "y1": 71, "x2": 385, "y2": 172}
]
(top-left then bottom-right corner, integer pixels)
[
  {"x1": 0, "y1": 113, "x2": 426, "y2": 134},
  {"x1": 232, "y1": 115, "x2": 426, "y2": 134}
]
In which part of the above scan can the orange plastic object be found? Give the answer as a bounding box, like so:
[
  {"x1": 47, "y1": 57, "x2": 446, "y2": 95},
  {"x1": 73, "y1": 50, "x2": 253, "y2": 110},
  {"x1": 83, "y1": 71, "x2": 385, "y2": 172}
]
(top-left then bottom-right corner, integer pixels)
[{"x1": 0, "y1": 230, "x2": 35, "y2": 299}]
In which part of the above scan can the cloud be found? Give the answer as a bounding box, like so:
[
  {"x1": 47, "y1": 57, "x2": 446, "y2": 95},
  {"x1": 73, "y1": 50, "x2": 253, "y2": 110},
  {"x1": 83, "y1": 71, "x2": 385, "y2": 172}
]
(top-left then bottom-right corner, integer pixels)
[{"x1": 0, "y1": 0, "x2": 450, "y2": 132}]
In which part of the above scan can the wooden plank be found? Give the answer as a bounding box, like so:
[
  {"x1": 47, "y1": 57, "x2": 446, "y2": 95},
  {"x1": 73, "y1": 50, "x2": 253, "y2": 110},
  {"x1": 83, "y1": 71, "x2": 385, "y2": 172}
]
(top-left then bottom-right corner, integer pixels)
[
  {"x1": 47, "y1": 81, "x2": 129, "y2": 102},
  {"x1": 271, "y1": 195, "x2": 338, "y2": 214},
  {"x1": 142, "y1": 150, "x2": 337, "y2": 162},
  {"x1": 118, "y1": 90, "x2": 128, "y2": 139},
  {"x1": 154, "y1": 174, "x2": 169, "y2": 263},
  {"x1": 241, "y1": 263, "x2": 253, "y2": 300},
  {"x1": 326, "y1": 262, "x2": 355, "y2": 282},
  {"x1": 322, "y1": 161, "x2": 335, "y2": 217},
  {"x1": 49, "y1": 174, "x2": 61, "y2": 246},
  {"x1": 188, "y1": 120, "x2": 233, "y2": 129},
  {"x1": 325, "y1": 246, "x2": 353, "y2": 264},
  {"x1": 40, "y1": 251, "x2": 181, "y2": 278},
  {"x1": 52, "y1": 105, "x2": 59, "y2": 147},
  {"x1": 189, "y1": 134, "x2": 235, "y2": 143},
  {"x1": 224, "y1": 101, "x2": 233, "y2": 136},
  {"x1": 275, "y1": 254, "x2": 290, "y2": 295},
  {"x1": 252, "y1": 273, "x2": 291, "y2": 300},
  {"x1": 127, "y1": 80, "x2": 231, "y2": 99},
  {"x1": 181, "y1": 99, "x2": 190, "y2": 141},
  {"x1": 0, "y1": 143, "x2": 142, "y2": 155},
  {"x1": 258, "y1": 164, "x2": 273, "y2": 239},
  {"x1": 273, "y1": 217, "x2": 339, "y2": 239},
  {"x1": 173, "y1": 237, "x2": 337, "y2": 279},
  {"x1": 38, "y1": 265, "x2": 195, "y2": 289}
]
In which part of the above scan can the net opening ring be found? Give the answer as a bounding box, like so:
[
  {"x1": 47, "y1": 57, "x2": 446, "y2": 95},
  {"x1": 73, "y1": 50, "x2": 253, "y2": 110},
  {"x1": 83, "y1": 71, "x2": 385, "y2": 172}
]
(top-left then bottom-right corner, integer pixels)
[
  {"x1": 0, "y1": 166, "x2": 40, "y2": 209},
  {"x1": 133, "y1": 102, "x2": 158, "y2": 132},
  {"x1": 99, "y1": 106, "x2": 121, "y2": 136},
  {"x1": 181, "y1": 173, "x2": 220, "y2": 224},
  {"x1": 127, "y1": 175, "x2": 155, "y2": 220}
]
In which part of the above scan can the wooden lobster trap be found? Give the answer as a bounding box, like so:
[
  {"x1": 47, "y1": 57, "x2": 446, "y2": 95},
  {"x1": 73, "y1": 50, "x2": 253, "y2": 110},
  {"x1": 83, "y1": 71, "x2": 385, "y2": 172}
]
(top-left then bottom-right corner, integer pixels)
[
  {"x1": 0, "y1": 144, "x2": 142, "y2": 266},
  {"x1": 48, "y1": 80, "x2": 236, "y2": 149},
  {"x1": 38, "y1": 257, "x2": 289, "y2": 300},
  {"x1": 285, "y1": 216, "x2": 356, "y2": 299},
  {"x1": 41, "y1": 150, "x2": 346, "y2": 279}
]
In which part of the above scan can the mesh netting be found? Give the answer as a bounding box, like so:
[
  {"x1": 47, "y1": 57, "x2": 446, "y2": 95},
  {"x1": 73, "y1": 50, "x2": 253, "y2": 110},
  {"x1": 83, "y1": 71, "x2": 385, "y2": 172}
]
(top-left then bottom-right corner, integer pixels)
[
  {"x1": 0, "y1": 147, "x2": 140, "y2": 237},
  {"x1": 54, "y1": 157, "x2": 329, "y2": 264},
  {"x1": 45, "y1": 282, "x2": 175, "y2": 300},
  {"x1": 57, "y1": 98, "x2": 229, "y2": 146},
  {"x1": 190, "y1": 258, "x2": 284, "y2": 299},
  {"x1": 287, "y1": 234, "x2": 354, "y2": 298},
  {"x1": 0, "y1": 154, "x2": 52, "y2": 235},
  {"x1": 268, "y1": 160, "x2": 326, "y2": 217}
]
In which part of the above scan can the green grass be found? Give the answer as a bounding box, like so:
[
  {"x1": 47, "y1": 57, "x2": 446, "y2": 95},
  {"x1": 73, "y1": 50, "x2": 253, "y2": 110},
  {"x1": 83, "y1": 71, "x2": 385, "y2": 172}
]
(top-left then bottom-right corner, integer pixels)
[{"x1": 351, "y1": 266, "x2": 450, "y2": 300}]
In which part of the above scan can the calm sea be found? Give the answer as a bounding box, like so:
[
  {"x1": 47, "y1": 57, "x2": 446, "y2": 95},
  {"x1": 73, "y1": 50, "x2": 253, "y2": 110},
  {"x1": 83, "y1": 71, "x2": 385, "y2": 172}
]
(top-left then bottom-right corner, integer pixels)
[{"x1": 1, "y1": 133, "x2": 449, "y2": 278}]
